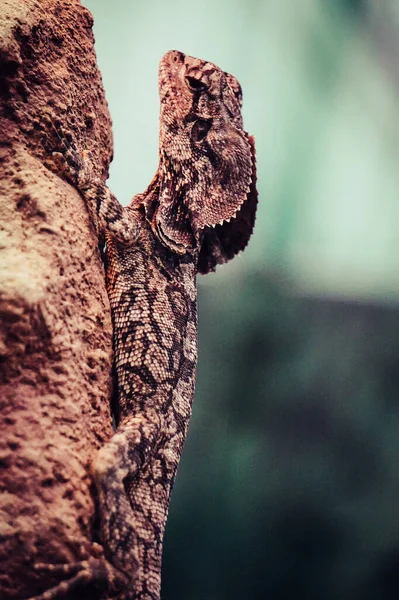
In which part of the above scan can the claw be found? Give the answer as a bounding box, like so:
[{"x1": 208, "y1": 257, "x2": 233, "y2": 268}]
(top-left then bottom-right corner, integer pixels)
[{"x1": 28, "y1": 556, "x2": 127, "y2": 599}]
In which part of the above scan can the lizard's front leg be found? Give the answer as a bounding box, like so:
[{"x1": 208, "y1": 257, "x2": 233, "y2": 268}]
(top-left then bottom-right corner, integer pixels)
[{"x1": 52, "y1": 143, "x2": 139, "y2": 245}]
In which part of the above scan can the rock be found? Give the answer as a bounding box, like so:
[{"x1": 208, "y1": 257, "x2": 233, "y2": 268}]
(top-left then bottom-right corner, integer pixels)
[{"x1": 0, "y1": 1, "x2": 114, "y2": 597}]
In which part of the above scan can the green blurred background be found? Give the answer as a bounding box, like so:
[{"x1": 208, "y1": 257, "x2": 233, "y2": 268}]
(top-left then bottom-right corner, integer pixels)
[{"x1": 83, "y1": 1, "x2": 399, "y2": 598}]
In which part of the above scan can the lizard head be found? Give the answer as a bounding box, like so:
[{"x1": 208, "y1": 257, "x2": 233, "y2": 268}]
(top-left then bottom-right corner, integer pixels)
[{"x1": 148, "y1": 50, "x2": 257, "y2": 272}]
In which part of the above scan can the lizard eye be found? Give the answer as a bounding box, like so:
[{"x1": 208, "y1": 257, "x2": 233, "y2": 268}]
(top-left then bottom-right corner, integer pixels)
[
  {"x1": 185, "y1": 76, "x2": 208, "y2": 92},
  {"x1": 191, "y1": 118, "x2": 212, "y2": 142}
]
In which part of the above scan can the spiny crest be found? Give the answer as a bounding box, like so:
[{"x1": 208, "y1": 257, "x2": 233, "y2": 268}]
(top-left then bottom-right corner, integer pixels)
[{"x1": 144, "y1": 50, "x2": 258, "y2": 272}]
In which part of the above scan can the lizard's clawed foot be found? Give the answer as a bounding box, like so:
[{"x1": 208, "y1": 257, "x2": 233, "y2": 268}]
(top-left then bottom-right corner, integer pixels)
[
  {"x1": 51, "y1": 146, "x2": 93, "y2": 189},
  {"x1": 51, "y1": 150, "x2": 79, "y2": 185},
  {"x1": 28, "y1": 552, "x2": 128, "y2": 599},
  {"x1": 48, "y1": 120, "x2": 94, "y2": 188}
]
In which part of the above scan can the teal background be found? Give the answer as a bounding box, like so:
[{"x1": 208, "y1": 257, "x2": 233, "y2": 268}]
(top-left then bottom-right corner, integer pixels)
[{"x1": 82, "y1": 1, "x2": 399, "y2": 598}]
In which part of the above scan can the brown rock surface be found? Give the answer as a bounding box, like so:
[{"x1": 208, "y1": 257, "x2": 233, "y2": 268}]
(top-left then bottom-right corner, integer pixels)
[{"x1": 0, "y1": 1, "x2": 115, "y2": 598}]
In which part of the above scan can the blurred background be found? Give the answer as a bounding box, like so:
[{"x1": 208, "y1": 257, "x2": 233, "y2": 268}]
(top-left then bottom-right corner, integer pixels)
[{"x1": 83, "y1": 1, "x2": 399, "y2": 598}]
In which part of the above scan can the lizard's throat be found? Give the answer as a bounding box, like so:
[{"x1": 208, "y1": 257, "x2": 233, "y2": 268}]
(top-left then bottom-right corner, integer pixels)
[{"x1": 139, "y1": 159, "x2": 197, "y2": 255}]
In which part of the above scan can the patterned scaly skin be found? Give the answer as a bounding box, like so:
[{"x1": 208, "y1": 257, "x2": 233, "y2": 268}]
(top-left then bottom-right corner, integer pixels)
[
  {"x1": 32, "y1": 51, "x2": 257, "y2": 600},
  {"x1": 97, "y1": 214, "x2": 198, "y2": 599}
]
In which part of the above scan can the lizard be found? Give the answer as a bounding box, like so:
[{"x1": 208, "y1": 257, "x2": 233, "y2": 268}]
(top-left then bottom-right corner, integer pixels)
[{"x1": 33, "y1": 50, "x2": 257, "y2": 600}]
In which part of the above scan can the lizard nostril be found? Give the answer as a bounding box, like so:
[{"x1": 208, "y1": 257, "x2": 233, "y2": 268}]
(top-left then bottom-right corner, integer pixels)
[{"x1": 171, "y1": 50, "x2": 184, "y2": 64}]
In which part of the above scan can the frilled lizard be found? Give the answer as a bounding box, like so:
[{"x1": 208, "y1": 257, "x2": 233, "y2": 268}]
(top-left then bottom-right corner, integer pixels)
[{"x1": 34, "y1": 50, "x2": 257, "y2": 600}]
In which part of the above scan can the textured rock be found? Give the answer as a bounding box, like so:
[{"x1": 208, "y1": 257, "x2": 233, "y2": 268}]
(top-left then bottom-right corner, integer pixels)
[{"x1": 0, "y1": 1, "x2": 114, "y2": 598}]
